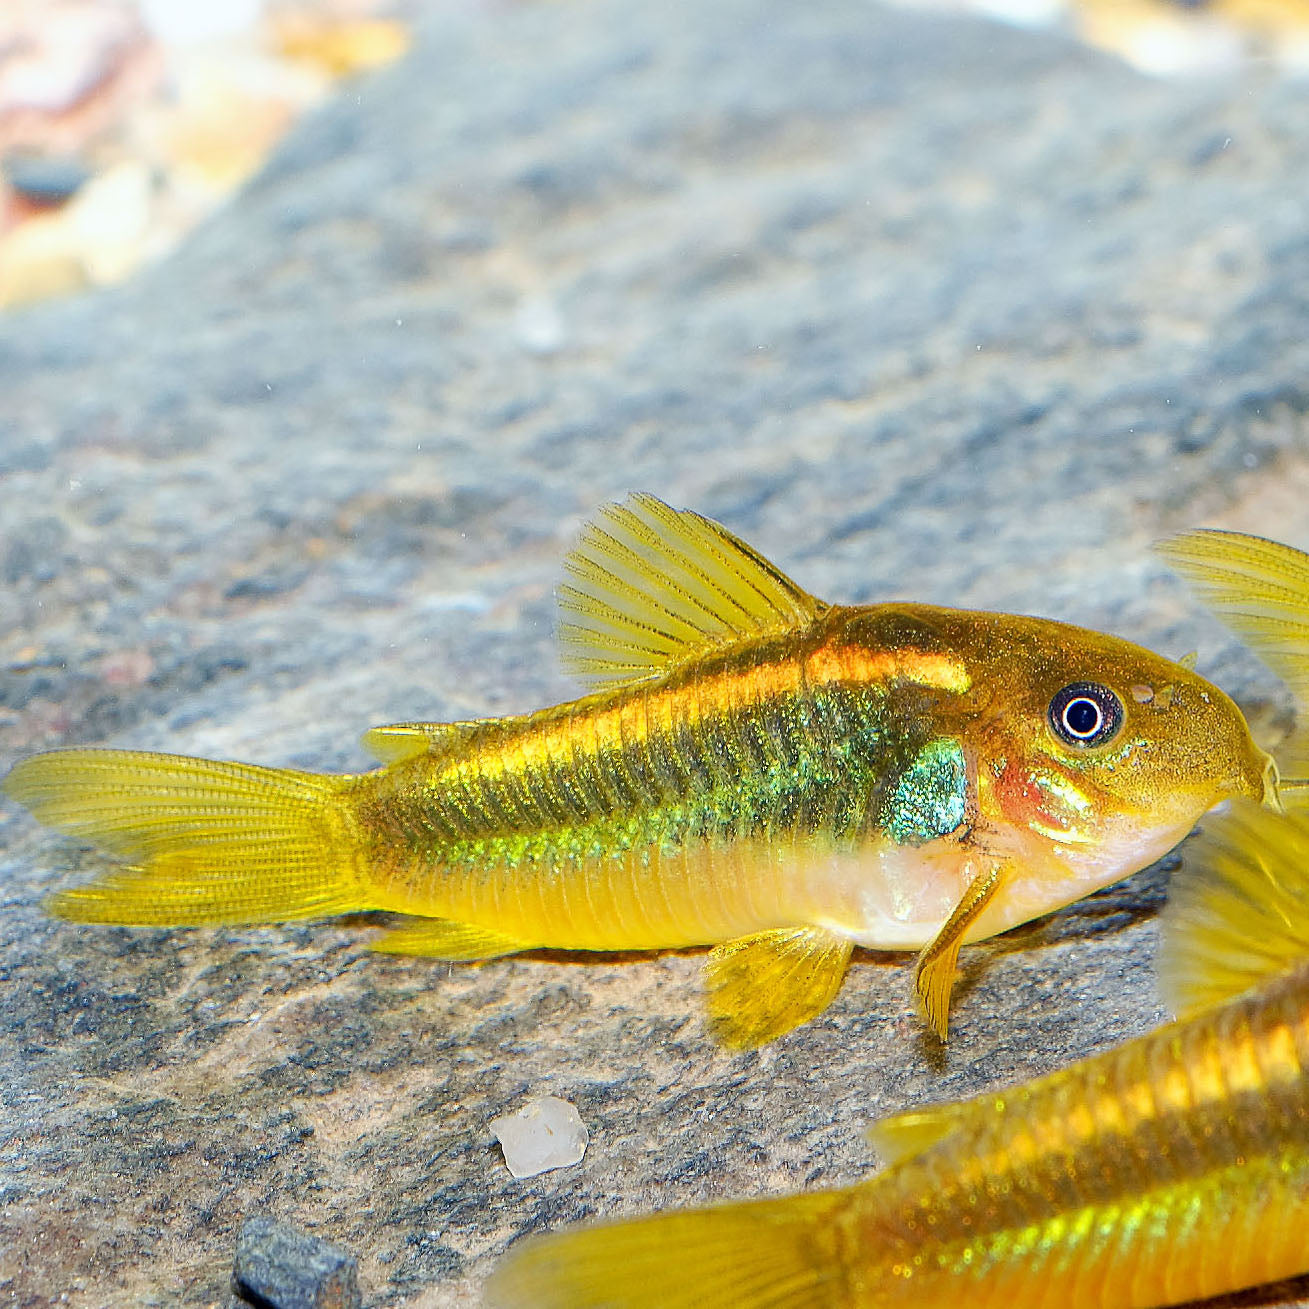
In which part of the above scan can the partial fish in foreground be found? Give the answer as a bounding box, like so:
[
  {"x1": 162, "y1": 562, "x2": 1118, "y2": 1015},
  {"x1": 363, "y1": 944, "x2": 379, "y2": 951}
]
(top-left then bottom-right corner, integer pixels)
[
  {"x1": 1, "y1": 500, "x2": 1296, "y2": 1046},
  {"x1": 485, "y1": 799, "x2": 1309, "y2": 1309}
]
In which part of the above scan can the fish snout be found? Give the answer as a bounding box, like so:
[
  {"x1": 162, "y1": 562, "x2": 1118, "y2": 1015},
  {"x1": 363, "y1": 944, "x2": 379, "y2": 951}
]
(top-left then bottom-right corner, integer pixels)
[{"x1": 1222, "y1": 749, "x2": 1281, "y2": 810}]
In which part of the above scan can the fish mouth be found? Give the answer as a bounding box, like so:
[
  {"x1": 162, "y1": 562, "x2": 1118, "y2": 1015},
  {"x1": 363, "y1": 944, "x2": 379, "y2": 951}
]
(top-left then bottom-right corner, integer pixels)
[{"x1": 1222, "y1": 751, "x2": 1281, "y2": 810}]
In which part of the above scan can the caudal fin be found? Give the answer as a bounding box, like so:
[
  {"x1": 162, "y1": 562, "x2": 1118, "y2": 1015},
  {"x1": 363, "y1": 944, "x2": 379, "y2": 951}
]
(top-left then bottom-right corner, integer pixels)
[
  {"x1": 484, "y1": 1191, "x2": 847, "y2": 1309},
  {"x1": 4, "y1": 748, "x2": 366, "y2": 925}
]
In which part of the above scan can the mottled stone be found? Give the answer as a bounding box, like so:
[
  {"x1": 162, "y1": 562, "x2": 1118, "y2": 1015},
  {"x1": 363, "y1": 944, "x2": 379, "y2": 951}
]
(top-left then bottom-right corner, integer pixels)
[
  {"x1": 233, "y1": 1215, "x2": 360, "y2": 1309},
  {"x1": 4, "y1": 155, "x2": 91, "y2": 207},
  {"x1": 1, "y1": 0, "x2": 1309, "y2": 1307}
]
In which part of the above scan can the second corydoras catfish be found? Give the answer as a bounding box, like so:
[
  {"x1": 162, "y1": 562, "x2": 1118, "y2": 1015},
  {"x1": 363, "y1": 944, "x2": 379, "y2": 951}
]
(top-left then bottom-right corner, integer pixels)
[{"x1": 2, "y1": 496, "x2": 1289, "y2": 1046}]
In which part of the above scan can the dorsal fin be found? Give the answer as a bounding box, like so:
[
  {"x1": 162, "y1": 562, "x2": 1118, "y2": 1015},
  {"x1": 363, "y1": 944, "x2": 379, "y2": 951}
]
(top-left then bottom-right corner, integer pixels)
[
  {"x1": 1158, "y1": 529, "x2": 1309, "y2": 771},
  {"x1": 865, "y1": 1102, "x2": 966, "y2": 1165},
  {"x1": 1157, "y1": 799, "x2": 1309, "y2": 1018},
  {"x1": 361, "y1": 721, "x2": 479, "y2": 765},
  {"x1": 557, "y1": 493, "x2": 825, "y2": 688}
]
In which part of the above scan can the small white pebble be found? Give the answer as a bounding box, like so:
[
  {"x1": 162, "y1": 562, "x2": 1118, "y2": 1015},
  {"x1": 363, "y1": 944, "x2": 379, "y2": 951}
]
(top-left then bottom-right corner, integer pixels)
[{"x1": 490, "y1": 1095, "x2": 589, "y2": 1179}]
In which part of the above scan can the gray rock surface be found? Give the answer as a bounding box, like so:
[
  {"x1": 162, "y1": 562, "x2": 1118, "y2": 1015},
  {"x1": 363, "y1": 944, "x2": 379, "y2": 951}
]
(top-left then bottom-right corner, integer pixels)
[
  {"x1": 233, "y1": 1214, "x2": 361, "y2": 1309},
  {"x1": 2, "y1": 0, "x2": 1309, "y2": 1305}
]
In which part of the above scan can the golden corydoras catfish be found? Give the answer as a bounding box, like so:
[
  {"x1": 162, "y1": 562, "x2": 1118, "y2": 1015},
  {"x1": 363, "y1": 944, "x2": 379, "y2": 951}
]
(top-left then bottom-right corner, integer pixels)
[{"x1": 2, "y1": 497, "x2": 1286, "y2": 1045}]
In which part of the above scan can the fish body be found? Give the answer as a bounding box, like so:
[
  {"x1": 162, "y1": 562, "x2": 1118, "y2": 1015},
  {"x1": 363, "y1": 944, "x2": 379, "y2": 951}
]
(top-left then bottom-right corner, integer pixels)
[
  {"x1": 485, "y1": 800, "x2": 1309, "y2": 1309},
  {"x1": 849, "y1": 962, "x2": 1309, "y2": 1308},
  {"x1": 358, "y1": 599, "x2": 1262, "y2": 954},
  {"x1": 1, "y1": 498, "x2": 1284, "y2": 1044}
]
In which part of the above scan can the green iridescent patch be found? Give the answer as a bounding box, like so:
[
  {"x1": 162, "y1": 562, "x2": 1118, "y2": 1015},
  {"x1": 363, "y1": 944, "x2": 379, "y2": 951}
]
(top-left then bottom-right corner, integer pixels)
[{"x1": 882, "y1": 737, "x2": 967, "y2": 846}]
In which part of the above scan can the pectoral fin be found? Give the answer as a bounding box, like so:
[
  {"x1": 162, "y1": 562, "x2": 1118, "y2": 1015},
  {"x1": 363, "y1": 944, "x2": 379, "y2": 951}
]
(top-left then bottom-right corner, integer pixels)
[
  {"x1": 372, "y1": 917, "x2": 529, "y2": 959},
  {"x1": 705, "y1": 926, "x2": 853, "y2": 1049},
  {"x1": 914, "y1": 862, "x2": 1008, "y2": 1041}
]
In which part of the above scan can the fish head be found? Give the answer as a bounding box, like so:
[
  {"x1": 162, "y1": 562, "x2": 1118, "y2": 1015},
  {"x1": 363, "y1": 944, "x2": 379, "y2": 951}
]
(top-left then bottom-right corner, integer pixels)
[{"x1": 963, "y1": 613, "x2": 1276, "y2": 871}]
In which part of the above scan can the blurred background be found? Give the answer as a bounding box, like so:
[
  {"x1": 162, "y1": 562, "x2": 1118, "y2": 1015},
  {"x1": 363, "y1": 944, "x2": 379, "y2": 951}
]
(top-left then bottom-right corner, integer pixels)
[
  {"x1": 0, "y1": 0, "x2": 411, "y2": 309},
  {"x1": 2, "y1": 0, "x2": 1307, "y2": 312}
]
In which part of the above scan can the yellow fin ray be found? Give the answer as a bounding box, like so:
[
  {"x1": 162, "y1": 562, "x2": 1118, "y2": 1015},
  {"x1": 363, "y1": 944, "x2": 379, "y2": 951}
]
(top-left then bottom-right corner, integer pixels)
[
  {"x1": 1158, "y1": 529, "x2": 1309, "y2": 772},
  {"x1": 484, "y1": 1191, "x2": 847, "y2": 1309},
  {"x1": 361, "y1": 720, "x2": 479, "y2": 765},
  {"x1": 5, "y1": 748, "x2": 362, "y2": 925},
  {"x1": 557, "y1": 492, "x2": 825, "y2": 688},
  {"x1": 865, "y1": 1103, "x2": 967, "y2": 1165},
  {"x1": 705, "y1": 926, "x2": 852, "y2": 1049},
  {"x1": 1158, "y1": 798, "x2": 1309, "y2": 1017},
  {"x1": 371, "y1": 917, "x2": 527, "y2": 958}
]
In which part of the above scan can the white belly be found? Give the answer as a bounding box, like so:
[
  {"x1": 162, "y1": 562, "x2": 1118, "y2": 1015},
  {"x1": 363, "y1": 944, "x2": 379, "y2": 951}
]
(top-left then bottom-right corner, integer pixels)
[{"x1": 798, "y1": 814, "x2": 1200, "y2": 952}]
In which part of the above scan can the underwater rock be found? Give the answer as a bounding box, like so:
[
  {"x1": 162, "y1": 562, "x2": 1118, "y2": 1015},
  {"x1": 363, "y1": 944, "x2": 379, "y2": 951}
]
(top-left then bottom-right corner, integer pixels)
[
  {"x1": 3, "y1": 0, "x2": 1309, "y2": 1306},
  {"x1": 232, "y1": 1215, "x2": 361, "y2": 1309}
]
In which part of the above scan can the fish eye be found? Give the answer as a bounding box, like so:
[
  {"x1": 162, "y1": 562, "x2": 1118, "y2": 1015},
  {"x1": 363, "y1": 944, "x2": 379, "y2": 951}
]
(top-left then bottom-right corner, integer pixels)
[{"x1": 1048, "y1": 682, "x2": 1124, "y2": 748}]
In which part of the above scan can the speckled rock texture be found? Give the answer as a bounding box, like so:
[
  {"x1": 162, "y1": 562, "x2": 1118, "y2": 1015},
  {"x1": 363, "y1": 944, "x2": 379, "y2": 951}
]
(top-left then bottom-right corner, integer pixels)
[
  {"x1": 3, "y1": 1, "x2": 1309, "y2": 1305},
  {"x1": 233, "y1": 1214, "x2": 361, "y2": 1309}
]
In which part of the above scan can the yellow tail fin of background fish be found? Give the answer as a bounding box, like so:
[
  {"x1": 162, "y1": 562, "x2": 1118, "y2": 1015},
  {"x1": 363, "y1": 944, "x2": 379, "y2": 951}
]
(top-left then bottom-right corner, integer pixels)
[{"x1": 1159, "y1": 528, "x2": 1309, "y2": 792}]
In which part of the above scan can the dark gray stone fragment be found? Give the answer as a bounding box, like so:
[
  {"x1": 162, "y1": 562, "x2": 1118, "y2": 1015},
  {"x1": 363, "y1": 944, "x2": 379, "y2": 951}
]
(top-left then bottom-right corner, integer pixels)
[
  {"x1": 233, "y1": 1215, "x2": 360, "y2": 1309},
  {"x1": 3, "y1": 154, "x2": 91, "y2": 205}
]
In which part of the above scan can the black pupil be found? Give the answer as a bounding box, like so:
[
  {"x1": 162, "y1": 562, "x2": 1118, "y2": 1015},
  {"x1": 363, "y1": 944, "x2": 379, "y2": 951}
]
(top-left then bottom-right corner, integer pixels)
[{"x1": 1063, "y1": 698, "x2": 1102, "y2": 737}]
